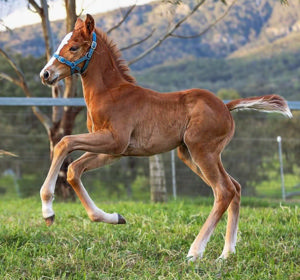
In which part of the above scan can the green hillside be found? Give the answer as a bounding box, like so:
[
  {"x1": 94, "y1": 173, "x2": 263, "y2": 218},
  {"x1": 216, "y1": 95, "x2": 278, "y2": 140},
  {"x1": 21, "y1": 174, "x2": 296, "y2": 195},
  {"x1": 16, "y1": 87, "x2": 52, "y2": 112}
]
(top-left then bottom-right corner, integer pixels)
[
  {"x1": 230, "y1": 30, "x2": 300, "y2": 59},
  {"x1": 135, "y1": 50, "x2": 300, "y2": 100},
  {"x1": 1, "y1": 0, "x2": 300, "y2": 70}
]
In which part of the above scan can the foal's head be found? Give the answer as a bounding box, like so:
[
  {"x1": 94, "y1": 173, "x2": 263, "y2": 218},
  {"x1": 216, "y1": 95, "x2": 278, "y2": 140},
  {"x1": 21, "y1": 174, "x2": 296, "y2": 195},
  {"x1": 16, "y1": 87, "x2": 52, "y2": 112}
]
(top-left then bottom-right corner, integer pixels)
[{"x1": 40, "y1": 14, "x2": 96, "y2": 86}]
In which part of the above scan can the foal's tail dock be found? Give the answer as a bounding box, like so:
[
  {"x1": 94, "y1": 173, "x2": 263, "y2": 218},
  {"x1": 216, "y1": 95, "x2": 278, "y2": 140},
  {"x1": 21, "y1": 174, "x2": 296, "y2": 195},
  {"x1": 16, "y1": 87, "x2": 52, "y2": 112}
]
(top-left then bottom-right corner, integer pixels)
[{"x1": 226, "y1": 94, "x2": 293, "y2": 118}]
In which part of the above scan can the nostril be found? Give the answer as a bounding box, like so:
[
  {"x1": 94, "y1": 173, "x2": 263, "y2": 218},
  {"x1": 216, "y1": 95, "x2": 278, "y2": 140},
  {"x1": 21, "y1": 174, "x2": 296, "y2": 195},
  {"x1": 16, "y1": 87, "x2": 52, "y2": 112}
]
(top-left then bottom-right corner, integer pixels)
[{"x1": 43, "y1": 70, "x2": 50, "y2": 80}]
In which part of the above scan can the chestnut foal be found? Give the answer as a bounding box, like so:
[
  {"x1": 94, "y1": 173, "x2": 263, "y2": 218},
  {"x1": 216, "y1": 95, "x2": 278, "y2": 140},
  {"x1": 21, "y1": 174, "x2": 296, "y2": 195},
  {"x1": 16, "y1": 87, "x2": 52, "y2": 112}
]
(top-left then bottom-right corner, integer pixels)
[{"x1": 40, "y1": 14, "x2": 292, "y2": 261}]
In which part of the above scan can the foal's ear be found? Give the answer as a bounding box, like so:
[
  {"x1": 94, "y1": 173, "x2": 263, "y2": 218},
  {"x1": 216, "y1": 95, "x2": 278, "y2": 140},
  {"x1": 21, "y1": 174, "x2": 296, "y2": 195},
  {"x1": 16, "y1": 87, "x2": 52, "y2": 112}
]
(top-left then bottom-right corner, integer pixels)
[
  {"x1": 75, "y1": 17, "x2": 84, "y2": 30},
  {"x1": 84, "y1": 14, "x2": 95, "y2": 35}
]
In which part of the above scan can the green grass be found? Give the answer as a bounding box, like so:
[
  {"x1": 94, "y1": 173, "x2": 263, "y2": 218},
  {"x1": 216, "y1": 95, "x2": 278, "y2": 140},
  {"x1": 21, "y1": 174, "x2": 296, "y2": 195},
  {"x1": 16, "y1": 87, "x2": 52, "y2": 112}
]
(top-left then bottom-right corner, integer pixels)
[
  {"x1": 256, "y1": 173, "x2": 300, "y2": 199},
  {"x1": 0, "y1": 197, "x2": 299, "y2": 279}
]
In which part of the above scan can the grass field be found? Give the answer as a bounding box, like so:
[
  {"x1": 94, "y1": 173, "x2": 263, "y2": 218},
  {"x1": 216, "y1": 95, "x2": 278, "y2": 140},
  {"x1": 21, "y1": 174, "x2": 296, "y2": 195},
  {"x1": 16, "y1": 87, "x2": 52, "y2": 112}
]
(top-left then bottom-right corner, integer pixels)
[{"x1": 0, "y1": 196, "x2": 299, "y2": 279}]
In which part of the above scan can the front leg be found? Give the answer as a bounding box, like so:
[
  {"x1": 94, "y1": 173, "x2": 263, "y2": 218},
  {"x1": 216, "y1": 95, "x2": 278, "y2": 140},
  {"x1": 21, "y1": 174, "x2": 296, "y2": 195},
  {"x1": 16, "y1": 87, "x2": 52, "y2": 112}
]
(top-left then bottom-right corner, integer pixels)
[
  {"x1": 40, "y1": 138, "x2": 69, "y2": 225},
  {"x1": 67, "y1": 152, "x2": 126, "y2": 224},
  {"x1": 40, "y1": 130, "x2": 128, "y2": 225}
]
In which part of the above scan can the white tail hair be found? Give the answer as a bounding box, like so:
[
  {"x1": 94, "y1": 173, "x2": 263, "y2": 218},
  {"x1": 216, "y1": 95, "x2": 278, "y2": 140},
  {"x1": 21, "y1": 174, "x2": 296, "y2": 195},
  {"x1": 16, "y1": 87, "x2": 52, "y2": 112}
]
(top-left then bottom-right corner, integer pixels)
[{"x1": 226, "y1": 95, "x2": 292, "y2": 118}]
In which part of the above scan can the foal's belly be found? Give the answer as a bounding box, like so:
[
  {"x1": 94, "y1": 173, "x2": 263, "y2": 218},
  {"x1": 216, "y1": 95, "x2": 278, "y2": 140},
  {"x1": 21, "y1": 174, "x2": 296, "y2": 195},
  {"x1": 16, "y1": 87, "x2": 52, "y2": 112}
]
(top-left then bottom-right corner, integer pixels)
[
  {"x1": 122, "y1": 129, "x2": 182, "y2": 156},
  {"x1": 122, "y1": 142, "x2": 181, "y2": 156}
]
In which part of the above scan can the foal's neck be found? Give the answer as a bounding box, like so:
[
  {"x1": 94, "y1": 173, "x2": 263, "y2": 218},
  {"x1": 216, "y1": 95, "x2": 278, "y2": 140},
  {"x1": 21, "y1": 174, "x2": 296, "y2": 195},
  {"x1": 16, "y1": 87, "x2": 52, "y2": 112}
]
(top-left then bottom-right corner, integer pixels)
[
  {"x1": 81, "y1": 31, "x2": 130, "y2": 95},
  {"x1": 81, "y1": 58, "x2": 126, "y2": 95}
]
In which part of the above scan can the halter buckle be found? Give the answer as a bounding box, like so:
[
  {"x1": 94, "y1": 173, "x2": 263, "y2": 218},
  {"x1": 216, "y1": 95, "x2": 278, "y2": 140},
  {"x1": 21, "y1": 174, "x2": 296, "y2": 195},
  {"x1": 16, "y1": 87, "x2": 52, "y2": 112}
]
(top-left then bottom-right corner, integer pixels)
[{"x1": 91, "y1": 40, "x2": 97, "y2": 50}]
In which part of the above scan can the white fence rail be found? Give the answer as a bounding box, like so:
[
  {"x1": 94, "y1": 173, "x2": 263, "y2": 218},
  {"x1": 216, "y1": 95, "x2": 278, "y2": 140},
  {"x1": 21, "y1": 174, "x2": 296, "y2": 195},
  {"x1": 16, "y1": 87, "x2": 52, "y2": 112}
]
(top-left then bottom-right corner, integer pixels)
[
  {"x1": 0, "y1": 97, "x2": 300, "y2": 109},
  {"x1": 0, "y1": 97, "x2": 86, "y2": 106}
]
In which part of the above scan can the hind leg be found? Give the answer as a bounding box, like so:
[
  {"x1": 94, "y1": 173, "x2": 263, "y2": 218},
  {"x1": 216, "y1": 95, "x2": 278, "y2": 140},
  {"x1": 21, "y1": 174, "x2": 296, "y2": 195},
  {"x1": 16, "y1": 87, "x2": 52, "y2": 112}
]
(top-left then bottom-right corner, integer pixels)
[
  {"x1": 179, "y1": 143, "x2": 237, "y2": 261},
  {"x1": 177, "y1": 145, "x2": 210, "y2": 186},
  {"x1": 219, "y1": 176, "x2": 241, "y2": 259},
  {"x1": 180, "y1": 141, "x2": 242, "y2": 259}
]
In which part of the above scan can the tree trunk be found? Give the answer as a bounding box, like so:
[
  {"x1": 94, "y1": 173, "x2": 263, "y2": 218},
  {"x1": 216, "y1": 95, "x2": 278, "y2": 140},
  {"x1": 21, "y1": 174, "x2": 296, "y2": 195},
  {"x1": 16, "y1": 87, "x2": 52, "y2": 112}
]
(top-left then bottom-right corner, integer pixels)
[
  {"x1": 49, "y1": 103, "x2": 81, "y2": 201},
  {"x1": 149, "y1": 154, "x2": 167, "y2": 202},
  {"x1": 42, "y1": 0, "x2": 79, "y2": 200}
]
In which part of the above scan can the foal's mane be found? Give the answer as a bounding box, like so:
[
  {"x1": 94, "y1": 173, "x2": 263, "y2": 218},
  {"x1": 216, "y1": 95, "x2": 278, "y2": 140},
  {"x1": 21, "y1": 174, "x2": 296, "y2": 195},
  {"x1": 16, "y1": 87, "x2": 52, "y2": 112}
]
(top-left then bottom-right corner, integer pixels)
[{"x1": 95, "y1": 28, "x2": 136, "y2": 84}]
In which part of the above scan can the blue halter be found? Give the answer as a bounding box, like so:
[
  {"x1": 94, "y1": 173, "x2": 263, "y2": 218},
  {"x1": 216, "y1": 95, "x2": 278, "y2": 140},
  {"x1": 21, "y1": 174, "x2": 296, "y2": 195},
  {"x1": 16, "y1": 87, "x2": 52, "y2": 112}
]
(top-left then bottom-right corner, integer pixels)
[{"x1": 53, "y1": 32, "x2": 97, "y2": 75}]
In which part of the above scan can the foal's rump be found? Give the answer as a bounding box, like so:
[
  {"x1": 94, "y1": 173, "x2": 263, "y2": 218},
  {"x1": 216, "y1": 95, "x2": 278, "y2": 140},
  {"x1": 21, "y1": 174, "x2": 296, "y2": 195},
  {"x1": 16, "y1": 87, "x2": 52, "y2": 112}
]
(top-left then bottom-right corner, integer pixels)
[{"x1": 226, "y1": 94, "x2": 292, "y2": 118}]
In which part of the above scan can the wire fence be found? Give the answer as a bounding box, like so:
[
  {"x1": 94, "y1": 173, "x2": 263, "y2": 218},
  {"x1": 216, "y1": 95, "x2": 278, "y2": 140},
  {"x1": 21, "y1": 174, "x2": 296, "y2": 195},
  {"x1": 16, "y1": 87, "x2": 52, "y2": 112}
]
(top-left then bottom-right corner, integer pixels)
[{"x1": 0, "y1": 102, "x2": 300, "y2": 201}]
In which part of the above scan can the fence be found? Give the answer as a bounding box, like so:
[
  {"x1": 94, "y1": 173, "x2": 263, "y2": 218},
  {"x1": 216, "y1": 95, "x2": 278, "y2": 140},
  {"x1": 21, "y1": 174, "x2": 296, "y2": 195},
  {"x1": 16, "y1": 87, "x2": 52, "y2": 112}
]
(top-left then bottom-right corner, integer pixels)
[
  {"x1": 0, "y1": 98, "x2": 300, "y2": 201},
  {"x1": 1, "y1": 98, "x2": 300, "y2": 109}
]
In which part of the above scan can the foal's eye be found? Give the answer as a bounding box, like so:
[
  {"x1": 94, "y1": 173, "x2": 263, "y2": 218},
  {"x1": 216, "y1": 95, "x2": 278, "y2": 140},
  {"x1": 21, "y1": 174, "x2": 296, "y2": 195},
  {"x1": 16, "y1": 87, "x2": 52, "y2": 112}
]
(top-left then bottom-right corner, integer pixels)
[{"x1": 69, "y1": 46, "x2": 79, "y2": 52}]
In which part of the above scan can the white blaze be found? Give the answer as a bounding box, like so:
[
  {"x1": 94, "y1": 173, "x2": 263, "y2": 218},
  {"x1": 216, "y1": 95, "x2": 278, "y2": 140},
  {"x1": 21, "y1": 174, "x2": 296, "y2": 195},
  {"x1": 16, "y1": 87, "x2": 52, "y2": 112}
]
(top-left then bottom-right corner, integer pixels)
[{"x1": 40, "y1": 32, "x2": 73, "y2": 76}]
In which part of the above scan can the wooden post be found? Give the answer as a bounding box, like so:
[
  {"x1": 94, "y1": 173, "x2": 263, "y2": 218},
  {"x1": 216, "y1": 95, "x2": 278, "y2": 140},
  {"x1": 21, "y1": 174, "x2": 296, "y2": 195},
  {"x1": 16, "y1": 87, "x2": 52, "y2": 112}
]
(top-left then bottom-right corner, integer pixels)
[{"x1": 149, "y1": 154, "x2": 167, "y2": 202}]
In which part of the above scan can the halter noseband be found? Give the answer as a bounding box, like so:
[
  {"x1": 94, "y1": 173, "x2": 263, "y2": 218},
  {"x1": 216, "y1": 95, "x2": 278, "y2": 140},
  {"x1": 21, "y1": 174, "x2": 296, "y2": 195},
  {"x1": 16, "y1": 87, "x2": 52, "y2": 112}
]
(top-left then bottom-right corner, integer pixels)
[{"x1": 53, "y1": 32, "x2": 97, "y2": 75}]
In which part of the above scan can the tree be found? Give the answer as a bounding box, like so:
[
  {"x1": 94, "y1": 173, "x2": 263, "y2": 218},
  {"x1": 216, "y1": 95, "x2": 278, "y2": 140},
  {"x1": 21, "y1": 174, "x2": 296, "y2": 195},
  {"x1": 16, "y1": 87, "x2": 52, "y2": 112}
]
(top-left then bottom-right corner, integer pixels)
[
  {"x1": 1, "y1": 0, "x2": 80, "y2": 200},
  {"x1": 0, "y1": 0, "x2": 237, "y2": 201}
]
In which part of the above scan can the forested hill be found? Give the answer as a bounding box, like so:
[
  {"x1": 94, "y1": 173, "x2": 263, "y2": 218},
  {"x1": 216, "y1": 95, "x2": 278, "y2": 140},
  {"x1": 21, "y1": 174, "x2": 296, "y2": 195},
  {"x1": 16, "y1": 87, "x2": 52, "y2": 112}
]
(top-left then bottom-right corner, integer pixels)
[
  {"x1": 135, "y1": 51, "x2": 300, "y2": 100},
  {"x1": 1, "y1": 0, "x2": 300, "y2": 70}
]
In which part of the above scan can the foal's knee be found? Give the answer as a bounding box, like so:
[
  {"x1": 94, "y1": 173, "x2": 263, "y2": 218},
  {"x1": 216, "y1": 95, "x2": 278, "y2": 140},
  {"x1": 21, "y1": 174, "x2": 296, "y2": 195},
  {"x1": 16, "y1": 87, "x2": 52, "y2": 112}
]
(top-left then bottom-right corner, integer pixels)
[
  {"x1": 235, "y1": 182, "x2": 241, "y2": 196},
  {"x1": 230, "y1": 178, "x2": 241, "y2": 200},
  {"x1": 53, "y1": 136, "x2": 72, "y2": 158},
  {"x1": 67, "y1": 162, "x2": 80, "y2": 185},
  {"x1": 215, "y1": 184, "x2": 236, "y2": 210}
]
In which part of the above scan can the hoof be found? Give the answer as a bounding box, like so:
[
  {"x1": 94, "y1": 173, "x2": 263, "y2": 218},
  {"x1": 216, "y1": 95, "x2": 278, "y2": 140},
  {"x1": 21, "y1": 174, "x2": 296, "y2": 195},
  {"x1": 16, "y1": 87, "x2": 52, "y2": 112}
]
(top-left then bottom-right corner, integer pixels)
[
  {"x1": 187, "y1": 255, "x2": 197, "y2": 263},
  {"x1": 117, "y1": 214, "x2": 126, "y2": 224},
  {"x1": 44, "y1": 215, "x2": 55, "y2": 226}
]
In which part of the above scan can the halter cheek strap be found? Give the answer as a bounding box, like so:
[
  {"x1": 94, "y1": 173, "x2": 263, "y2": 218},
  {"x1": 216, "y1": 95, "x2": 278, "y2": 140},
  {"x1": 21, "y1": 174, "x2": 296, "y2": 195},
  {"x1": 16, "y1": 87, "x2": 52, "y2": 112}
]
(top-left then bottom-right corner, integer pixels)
[{"x1": 53, "y1": 31, "x2": 97, "y2": 75}]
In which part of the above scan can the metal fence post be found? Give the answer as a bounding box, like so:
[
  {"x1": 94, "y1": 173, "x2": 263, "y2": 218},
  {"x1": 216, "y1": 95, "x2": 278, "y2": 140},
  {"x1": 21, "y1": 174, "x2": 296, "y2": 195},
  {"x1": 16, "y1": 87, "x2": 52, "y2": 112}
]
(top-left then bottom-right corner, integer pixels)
[{"x1": 277, "y1": 136, "x2": 286, "y2": 201}]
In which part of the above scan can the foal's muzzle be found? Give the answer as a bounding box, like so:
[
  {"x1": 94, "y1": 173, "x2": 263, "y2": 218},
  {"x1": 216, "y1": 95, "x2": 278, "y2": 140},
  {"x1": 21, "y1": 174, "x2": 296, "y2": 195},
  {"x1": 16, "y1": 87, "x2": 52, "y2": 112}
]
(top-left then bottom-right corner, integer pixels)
[
  {"x1": 40, "y1": 69, "x2": 59, "y2": 86},
  {"x1": 43, "y1": 70, "x2": 50, "y2": 80}
]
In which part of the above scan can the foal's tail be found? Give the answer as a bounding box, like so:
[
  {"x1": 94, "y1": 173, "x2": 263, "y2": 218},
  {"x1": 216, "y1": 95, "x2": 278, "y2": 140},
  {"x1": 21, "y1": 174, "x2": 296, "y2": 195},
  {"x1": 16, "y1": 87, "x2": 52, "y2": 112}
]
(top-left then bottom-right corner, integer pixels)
[{"x1": 226, "y1": 94, "x2": 292, "y2": 118}]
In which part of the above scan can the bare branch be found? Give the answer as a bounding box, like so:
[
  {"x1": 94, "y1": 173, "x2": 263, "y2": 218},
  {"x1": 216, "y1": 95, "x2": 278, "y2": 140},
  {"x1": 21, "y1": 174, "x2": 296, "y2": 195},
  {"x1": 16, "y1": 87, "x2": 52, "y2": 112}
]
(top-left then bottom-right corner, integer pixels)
[
  {"x1": 0, "y1": 49, "x2": 32, "y2": 98},
  {"x1": 0, "y1": 20, "x2": 12, "y2": 33},
  {"x1": 107, "y1": 4, "x2": 136, "y2": 34},
  {"x1": 171, "y1": 0, "x2": 237, "y2": 39},
  {"x1": 128, "y1": 0, "x2": 206, "y2": 65},
  {"x1": 0, "y1": 72, "x2": 23, "y2": 88},
  {"x1": 0, "y1": 49, "x2": 25, "y2": 82},
  {"x1": 0, "y1": 48, "x2": 52, "y2": 131},
  {"x1": 28, "y1": 0, "x2": 42, "y2": 15},
  {"x1": 0, "y1": 150, "x2": 18, "y2": 157},
  {"x1": 120, "y1": 29, "x2": 156, "y2": 52}
]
